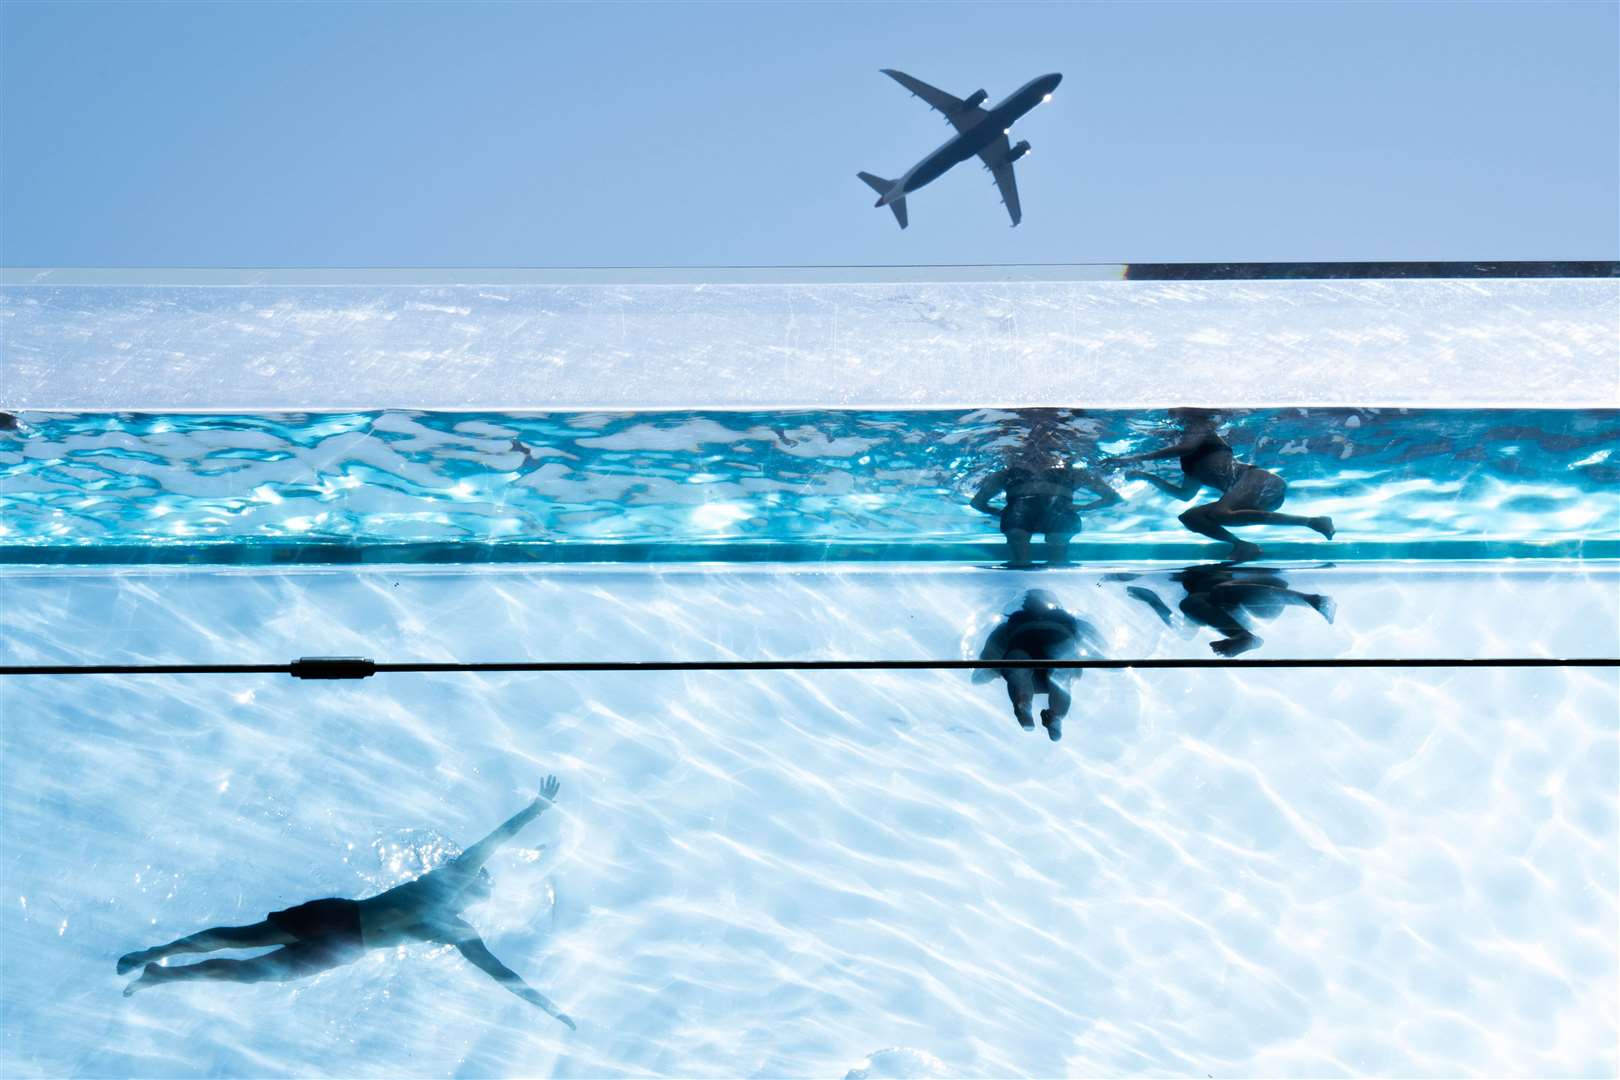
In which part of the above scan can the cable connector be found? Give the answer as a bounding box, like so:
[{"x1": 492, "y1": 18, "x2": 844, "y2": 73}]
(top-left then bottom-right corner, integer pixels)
[{"x1": 290, "y1": 656, "x2": 377, "y2": 680}]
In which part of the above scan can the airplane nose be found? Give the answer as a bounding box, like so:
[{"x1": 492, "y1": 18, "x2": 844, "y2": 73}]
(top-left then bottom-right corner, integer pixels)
[{"x1": 1044, "y1": 73, "x2": 1063, "y2": 92}]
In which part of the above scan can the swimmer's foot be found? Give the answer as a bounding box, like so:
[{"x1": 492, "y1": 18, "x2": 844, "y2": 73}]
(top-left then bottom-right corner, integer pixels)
[
  {"x1": 123, "y1": 964, "x2": 163, "y2": 997},
  {"x1": 1211, "y1": 632, "x2": 1262, "y2": 657},
  {"x1": 1309, "y1": 516, "x2": 1335, "y2": 540},
  {"x1": 1014, "y1": 706, "x2": 1036, "y2": 731},
  {"x1": 1309, "y1": 594, "x2": 1337, "y2": 624},
  {"x1": 1228, "y1": 541, "x2": 1263, "y2": 563},
  {"x1": 117, "y1": 949, "x2": 155, "y2": 976},
  {"x1": 1040, "y1": 709, "x2": 1063, "y2": 742}
]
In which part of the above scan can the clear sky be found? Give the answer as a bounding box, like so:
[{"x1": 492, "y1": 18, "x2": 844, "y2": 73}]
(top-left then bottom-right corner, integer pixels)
[{"x1": 2, "y1": 1, "x2": 1615, "y2": 267}]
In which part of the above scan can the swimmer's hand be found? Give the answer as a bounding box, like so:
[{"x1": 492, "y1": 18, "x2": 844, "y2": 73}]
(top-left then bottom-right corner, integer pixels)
[
  {"x1": 536, "y1": 775, "x2": 561, "y2": 806},
  {"x1": 516, "y1": 983, "x2": 575, "y2": 1029}
]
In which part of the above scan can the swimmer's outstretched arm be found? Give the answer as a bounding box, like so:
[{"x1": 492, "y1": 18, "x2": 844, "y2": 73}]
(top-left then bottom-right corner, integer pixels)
[
  {"x1": 1071, "y1": 468, "x2": 1123, "y2": 511},
  {"x1": 454, "y1": 776, "x2": 561, "y2": 875},
  {"x1": 970, "y1": 470, "x2": 1009, "y2": 516},
  {"x1": 1129, "y1": 471, "x2": 1202, "y2": 500},
  {"x1": 454, "y1": 933, "x2": 576, "y2": 1030},
  {"x1": 1099, "y1": 443, "x2": 1186, "y2": 469}
]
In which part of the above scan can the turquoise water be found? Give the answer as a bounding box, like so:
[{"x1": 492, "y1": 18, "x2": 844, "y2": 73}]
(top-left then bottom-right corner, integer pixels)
[
  {"x1": 2, "y1": 562, "x2": 1617, "y2": 1077},
  {"x1": 3, "y1": 407, "x2": 1616, "y2": 562},
  {"x1": 3, "y1": 272, "x2": 1617, "y2": 1077}
]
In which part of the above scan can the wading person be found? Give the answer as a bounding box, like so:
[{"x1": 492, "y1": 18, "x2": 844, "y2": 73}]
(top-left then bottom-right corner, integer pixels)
[{"x1": 971, "y1": 412, "x2": 1120, "y2": 568}]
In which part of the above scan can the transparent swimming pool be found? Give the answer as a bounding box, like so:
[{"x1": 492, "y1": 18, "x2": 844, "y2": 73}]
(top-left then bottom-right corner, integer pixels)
[{"x1": 2, "y1": 265, "x2": 1617, "y2": 1078}]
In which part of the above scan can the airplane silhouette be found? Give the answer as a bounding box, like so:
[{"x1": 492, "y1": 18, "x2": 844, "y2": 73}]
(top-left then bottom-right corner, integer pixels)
[{"x1": 860, "y1": 69, "x2": 1062, "y2": 229}]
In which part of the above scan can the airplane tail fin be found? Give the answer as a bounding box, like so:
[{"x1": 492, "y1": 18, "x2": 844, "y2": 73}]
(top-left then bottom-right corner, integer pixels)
[{"x1": 857, "y1": 172, "x2": 908, "y2": 229}]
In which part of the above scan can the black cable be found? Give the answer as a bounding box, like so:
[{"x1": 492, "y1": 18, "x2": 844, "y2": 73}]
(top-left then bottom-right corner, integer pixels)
[{"x1": 0, "y1": 656, "x2": 1614, "y2": 679}]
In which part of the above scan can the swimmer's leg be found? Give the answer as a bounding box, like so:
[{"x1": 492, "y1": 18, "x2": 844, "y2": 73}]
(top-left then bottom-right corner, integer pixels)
[
  {"x1": 1211, "y1": 475, "x2": 1333, "y2": 540},
  {"x1": 1003, "y1": 651, "x2": 1036, "y2": 729},
  {"x1": 1041, "y1": 677, "x2": 1072, "y2": 742},
  {"x1": 1044, "y1": 531, "x2": 1074, "y2": 567},
  {"x1": 1177, "y1": 504, "x2": 1262, "y2": 561},
  {"x1": 124, "y1": 943, "x2": 342, "y2": 996},
  {"x1": 1181, "y1": 594, "x2": 1261, "y2": 656},
  {"x1": 1221, "y1": 508, "x2": 1335, "y2": 539},
  {"x1": 1044, "y1": 679, "x2": 1072, "y2": 721},
  {"x1": 118, "y1": 921, "x2": 296, "y2": 974},
  {"x1": 1263, "y1": 584, "x2": 1336, "y2": 623},
  {"x1": 1004, "y1": 529, "x2": 1035, "y2": 568},
  {"x1": 1221, "y1": 583, "x2": 1337, "y2": 625}
]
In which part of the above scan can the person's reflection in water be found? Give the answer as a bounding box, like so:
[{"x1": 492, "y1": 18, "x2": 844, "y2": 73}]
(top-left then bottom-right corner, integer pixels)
[
  {"x1": 1124, "y1": 563, "x2": 1336, "y2": 656},
  {"x1": 971, "y1": 413, "x2": 1120, "y2": 568},
  {"x1": 975, "y1": 590, "x2": 1103, "y2": 741},
  {"x1": 117, "y1": 778, "x2": 576, "y2": 1030},
  {"x1": 1101, "y1": 409, "x2": 1333, "y2": 562}
]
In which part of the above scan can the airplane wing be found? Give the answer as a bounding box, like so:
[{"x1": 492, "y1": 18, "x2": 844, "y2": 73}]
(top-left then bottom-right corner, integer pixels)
[
  {"x1": 881, "y1": 69, "x2": 987, "y2": 133},
  {"x1": 978, "y1": 135, "x2": 1022, "y2": 226}
]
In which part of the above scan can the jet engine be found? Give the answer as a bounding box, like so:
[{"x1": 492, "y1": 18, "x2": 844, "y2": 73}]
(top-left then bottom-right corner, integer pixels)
[
  {"x1": 1006, "y1": 140, "x2": 1031, "y2": 163},
  {"x1": 960, "y1": 89, "x2": 988, "y2": 112}
]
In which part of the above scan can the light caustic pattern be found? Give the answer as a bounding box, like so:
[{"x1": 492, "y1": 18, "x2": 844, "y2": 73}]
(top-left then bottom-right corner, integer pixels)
[
  {"x1": 1, "y1": 564, "x2": 1616, "y2": 1077},
  {"x1": 2, "y1": 408, "x2": 1617, "y2": 556}
]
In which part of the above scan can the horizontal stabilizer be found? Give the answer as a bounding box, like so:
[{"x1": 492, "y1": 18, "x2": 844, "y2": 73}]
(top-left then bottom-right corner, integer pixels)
[
  {"x1": 857, "y1": 172, "x2": 908, "y2": 229},
  {"x1": 857, "y1": 171, "x2": 892, "y2": 197}
]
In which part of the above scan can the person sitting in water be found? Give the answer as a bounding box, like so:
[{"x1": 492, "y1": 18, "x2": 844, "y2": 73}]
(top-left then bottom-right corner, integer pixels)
[
  {"x1": 117, "y1": 777, "x2": 576, "y2": 1030},
  {"x1": 1100, "y1": 410, "x2": 1333, "y2": 562},
  {"x1": 971, "y1": 450, "x2": 1120, "y2": 569},
  {"x1": 1124, "y1": 563, "x2": 1336, "y2": 656},
  {"x1": 975, "y1": 590, "x2": 1103, "y2": 741}
]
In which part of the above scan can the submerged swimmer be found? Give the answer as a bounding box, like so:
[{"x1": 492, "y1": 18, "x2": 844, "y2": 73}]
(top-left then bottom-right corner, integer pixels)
[
  {"x1": 975, "y1": 590, "x2": 1103, "y2": 741},
  {"x1": 971, "y1": 423, "x2": 1120, "y2": 567},
  {"x1": 1125, "y1": 563, "x2": 1336, "y2": 656},
  {"x1": 117, "y1": 778, "x2": 575, "y2": 1030},
  {"x1": 1102, "y1": 410, "x2": 1333, "y2": 562}
]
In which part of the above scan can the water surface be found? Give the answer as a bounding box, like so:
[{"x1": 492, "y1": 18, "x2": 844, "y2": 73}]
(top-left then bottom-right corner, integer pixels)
[{"x1": 4, "y1": 408, "x2": 1615, "y2": 561}]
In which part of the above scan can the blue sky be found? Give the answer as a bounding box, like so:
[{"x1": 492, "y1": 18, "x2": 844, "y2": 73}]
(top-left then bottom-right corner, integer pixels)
[{"x1": 2, "y1": 1, "x2": 1615, "y2": 267}]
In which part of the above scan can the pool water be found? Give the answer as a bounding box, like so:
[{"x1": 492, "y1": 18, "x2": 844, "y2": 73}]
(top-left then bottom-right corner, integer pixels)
[
  {"x1": 2, "y1": 558, "x2": 1617, "y2": 1077},
  {"x1": 4, "y1": 408, "x2": 1616, "y2": 560},
  {"x1": 2, "y1": 269, "x2": 1617, "y2": 1078}
]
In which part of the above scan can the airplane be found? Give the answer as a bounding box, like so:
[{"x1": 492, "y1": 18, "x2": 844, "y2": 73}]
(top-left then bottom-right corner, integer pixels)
[{"x1": 859, "y1": 69, "x2": 1062, "y2": 229}]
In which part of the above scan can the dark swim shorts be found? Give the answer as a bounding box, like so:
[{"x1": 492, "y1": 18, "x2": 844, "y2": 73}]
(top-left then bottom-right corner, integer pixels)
[
  {"x1": 267, "y1": 897, "x2": 364, "y2": 949},
  {"x1": 1001, "y1": 495, "x2": 1080, "y2": 536}
]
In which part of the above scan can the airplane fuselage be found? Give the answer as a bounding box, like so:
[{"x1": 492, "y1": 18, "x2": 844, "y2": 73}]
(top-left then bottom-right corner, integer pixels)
[{"x1": 880, "y1": 73, "x2": 1061, "y2": 205}]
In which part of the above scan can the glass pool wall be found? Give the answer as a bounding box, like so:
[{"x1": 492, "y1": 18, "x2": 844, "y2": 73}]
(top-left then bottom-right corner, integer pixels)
[{"x1": 2, "y1": 265, "x2": 1617, "y2": 1078}]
